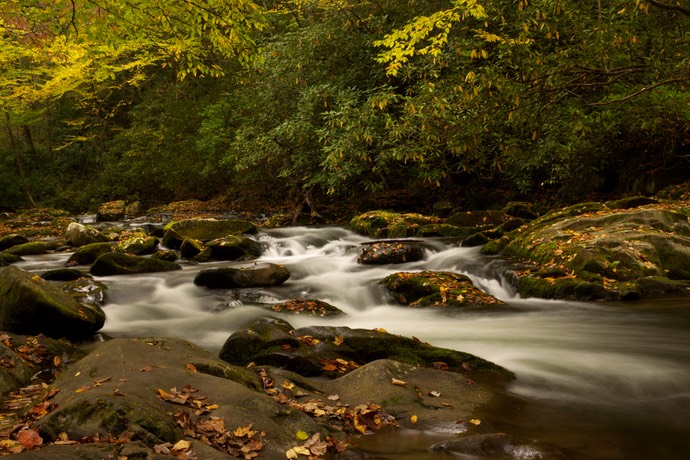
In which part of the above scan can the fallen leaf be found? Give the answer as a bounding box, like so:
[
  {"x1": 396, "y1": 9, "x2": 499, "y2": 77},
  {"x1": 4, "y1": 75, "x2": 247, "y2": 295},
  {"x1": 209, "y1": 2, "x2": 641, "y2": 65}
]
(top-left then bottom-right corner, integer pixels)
[
  {"x1": 327, "y1": 394, "x2": 340, "y2": 401},
  {"x1": 75, "y1": 385, "x2": 92, "y2": 393},
  {"x1": 295, "y1": 431, "x2": 309, "y2": 441},
  {"x1": 172, "y1": 439, "x2": 191, "y2": 451},
  {"x1": 333, "y1": 335, "x2": 344, "y2": 346},
  {"x1": 93, "y1": 376, "x2": 112, "y2": 386},
  {"x1": 282, "y1": 380, "x2": 295, "y2": 391},
  {"x1": 186, "y1": 363, "x2": 197, "y2": 372},
  {"x1": 140, "y1": 366, "x2": 152, "y2": 372},
  {"x1": 17, "y1": 429, "x2": 42, "y2": 449},
  {"x1": 469, "y1": 418, "x2": 481, "y2": 425},
  {"x1": 429, "y1": 391, "x2": 441, "y2": 397},
  {"x1": 411, "y1": 415, "x2": 418, "y2": 424},
  {"x1": 391, "y1": 378, "x2": 407, "y2": 386}
]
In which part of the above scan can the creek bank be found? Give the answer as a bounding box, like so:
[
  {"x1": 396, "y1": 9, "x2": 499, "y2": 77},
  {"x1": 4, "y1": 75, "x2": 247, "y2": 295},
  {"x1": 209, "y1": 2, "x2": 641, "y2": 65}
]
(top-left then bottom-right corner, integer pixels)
[{"x1": 0, "y1": 329, "x2": 534, "y2": 459}]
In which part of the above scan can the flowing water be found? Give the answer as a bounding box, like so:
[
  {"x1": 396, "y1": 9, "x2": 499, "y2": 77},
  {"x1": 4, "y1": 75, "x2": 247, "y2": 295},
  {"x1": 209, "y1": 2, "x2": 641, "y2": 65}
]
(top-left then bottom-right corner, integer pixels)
[{"x1": 17, "y1": 226, "x2": 690, "y2": 459}]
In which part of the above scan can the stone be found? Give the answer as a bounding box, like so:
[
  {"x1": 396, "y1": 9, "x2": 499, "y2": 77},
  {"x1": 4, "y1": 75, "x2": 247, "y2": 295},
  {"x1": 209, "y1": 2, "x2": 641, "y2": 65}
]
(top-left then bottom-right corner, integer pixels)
[
  {"x1": 66, "y1": 242, "x2": 114, "y2": 266},
  {"x1": 349, "y1": 211, "x2": 441, "y2": 238},
  {"x1": 161, "y1": 219, "x2": 257, "y2": 249},
  {"x1": 206, "y1": 235, "x2": 262, "y2": 260},
  {"x1": 269, "y1": 298, "x2": 345, "y2": 317},
  {"x1": 41, "y1": 268, "x2": 91, "y2": 282},
  {"x1": 357, "y1": 241, "x2": 425, "y2": 265},
  {"x1": 382, "y1": 271, "x2": 504, "y2": 308},
  {"x1": 114, "y1": 234, "x2": 159, "y2": 255},
  {"x1": 96, "y1": 200, "x2": 126, "y2": 222},
  {"x1": 0, "y1": 252, "x2": 23, "y2": 266},
  {"x1": 0, "y1": 266, "x2": 105, "y2": 339},
  {"x1": 0, "y1": 233, "x2": 29, "y2": 251},
  {"x1": 65, "y1": 223, "x2": 110, "y2": 248},
  {"x1": 194, "y1": 263, "x2": 290, "y2": 288},
  {"x1": 90, "y1": 252, "x2": 182, "y2": 276},
  {"x1": 4, "y1": 241, "x2": 47, "y2": 256}
]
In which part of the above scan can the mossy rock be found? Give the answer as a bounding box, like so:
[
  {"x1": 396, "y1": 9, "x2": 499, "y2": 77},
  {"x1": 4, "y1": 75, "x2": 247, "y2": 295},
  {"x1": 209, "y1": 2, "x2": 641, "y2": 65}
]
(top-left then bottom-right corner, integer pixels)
[
  {"x1": 270, "y1": 298, "x2": 345, "y2": 317},
  {"x1": 96, "y1": 200, "x2": 126, "y2": 221},
  {"x1": 4, "y1": 241, "x2": 47, "y2": 256},
  {"x1": 0, "y1": 266, "x2": 105, "y2": 339},
  {"x1": 150, "y1": 249, "x2": 178, "y2": 262},
  {"x1": 0, "y1": 252, "x2": 23, "y2": 266},
  {"x1": 194, "y1": 263, "x2": 290, "y2": 288},
  {"x1": 349, "y1": 211, "x2": 441, "y2": 238},
  {"x1": 220, "y1": 319, "x2": 513, "y2": 381},
  {"x1": 161, "y1": 218, "x2": 257, "y2": 249},
  {"x1": 63, "y1": 278, "x2": 108, "y2": 305},
  {"x1": 417, "y1": 223, "x2": 478, "y2": 238},
  {"x1": 0, "y1": 233, "x2": 29, "y2": 251},
  {"x1": 90, "y1": 252, "x2": 182, "y2": 276},
  {"x1": 41, "y1": 268, "x2": 91, "y2": 282},
  {"x1": 502, "y1": 201, "x2": 547, "y2": 220},
  {"x1": 357, "y1": 241, "x2": 425, "y2": 265},
  {"x1": 445, "y1": 210, "x2": 511, "y2": 227},
  {"x1": 115, "y1": 234, "x2": 159, "y2": 255},
  {"x1": 67, "y1": 242, "x2": 114, "y2": 266},
  {"x1": 206, "y1": 235, "x2": 261, "y2": 260},
  {"x1": 382, "y1": 271, "x2": 504, "y2": 308},
  {"x1": 605, "y1": 196, "x2": 659, "y2": 210},
  {"x1": 492, "y1": 204, "x2": 690, "y2": 300}
]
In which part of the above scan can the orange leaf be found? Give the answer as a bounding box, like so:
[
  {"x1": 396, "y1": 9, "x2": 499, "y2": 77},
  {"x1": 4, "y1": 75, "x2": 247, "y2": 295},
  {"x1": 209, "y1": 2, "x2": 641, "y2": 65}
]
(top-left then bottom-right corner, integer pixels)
[{"x1": 17, "y1": 429, "x2": 42, "y2": 449}]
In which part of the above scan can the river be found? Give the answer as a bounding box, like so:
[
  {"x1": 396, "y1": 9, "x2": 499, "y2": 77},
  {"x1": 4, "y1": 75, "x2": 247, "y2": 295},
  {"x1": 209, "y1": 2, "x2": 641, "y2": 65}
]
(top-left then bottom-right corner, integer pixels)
[{"x1": 17, "y1": 226, "x2": 690, "y2": 459}]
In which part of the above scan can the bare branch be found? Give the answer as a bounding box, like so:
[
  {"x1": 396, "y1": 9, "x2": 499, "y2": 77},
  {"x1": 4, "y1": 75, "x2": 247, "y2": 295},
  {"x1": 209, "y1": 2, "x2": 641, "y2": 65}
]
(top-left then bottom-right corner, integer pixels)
[{"x1": 647, "y1": 0, "x2": 690, "y2": 17}]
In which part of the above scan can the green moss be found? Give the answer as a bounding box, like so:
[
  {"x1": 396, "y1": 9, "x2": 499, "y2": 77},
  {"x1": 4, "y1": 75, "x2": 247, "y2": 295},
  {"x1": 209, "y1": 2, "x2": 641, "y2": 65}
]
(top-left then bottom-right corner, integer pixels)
[
  {"x1": 5, "y1": 241, "x2": 47, "y2": 256},
  {"x1": 349, "y1": 211, "x2": 440, "y2": 238}
]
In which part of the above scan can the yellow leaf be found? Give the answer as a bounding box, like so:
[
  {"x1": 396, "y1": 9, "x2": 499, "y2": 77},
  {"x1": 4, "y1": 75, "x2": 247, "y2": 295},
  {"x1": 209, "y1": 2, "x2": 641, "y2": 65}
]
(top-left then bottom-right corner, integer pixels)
[
  {"x1": 286, "y1": 448, "x2": 299, "y2": 459},
  {"x1": 391, "y1": 378, "x2": 407, "y2": 386},
  {"x1": 295, "y1": 431, "x2": 309, "y2": 441},
  {"x1": 411, "y1": 415, "x2": 418, "y2": 424},
  {"x1": 469, "y1": 418, "x2": 481, "y2": 425},
  {"x1": 282, "y1": 380, "x2": 295, "y2": 390},
  {"x1": 172, "y1": 440, "x2": 191, "y2": 451}
]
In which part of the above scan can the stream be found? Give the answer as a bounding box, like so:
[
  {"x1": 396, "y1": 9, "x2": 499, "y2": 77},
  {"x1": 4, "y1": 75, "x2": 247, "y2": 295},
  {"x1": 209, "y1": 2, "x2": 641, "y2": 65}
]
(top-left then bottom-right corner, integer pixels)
[{"x1": 16, "y1": 226, "x2": 690, "y2": 459}]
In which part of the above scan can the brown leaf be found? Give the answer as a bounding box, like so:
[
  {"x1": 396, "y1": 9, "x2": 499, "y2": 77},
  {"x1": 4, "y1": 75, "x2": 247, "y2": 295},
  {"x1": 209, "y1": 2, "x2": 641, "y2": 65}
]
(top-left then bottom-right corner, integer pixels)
[
  {"x1": 17, "y1": 429, "x2": 42, "y2": 449},
  {"x1": 391, "y1": 378, "x2": 407, "y2": 386},
  {"x1": 140, "y1": 366, "x2": 152, "y2": 372}
]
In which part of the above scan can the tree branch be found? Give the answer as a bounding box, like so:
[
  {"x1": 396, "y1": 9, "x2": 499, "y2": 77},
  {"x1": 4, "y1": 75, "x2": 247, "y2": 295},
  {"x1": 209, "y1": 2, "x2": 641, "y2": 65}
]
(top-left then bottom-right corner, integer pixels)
[
  {"x1": 590, "y1": 78, "x2": 687, "y2": 106},
  {"x1": 647, "y1": 0, "x2": 690, "y2": 17}
]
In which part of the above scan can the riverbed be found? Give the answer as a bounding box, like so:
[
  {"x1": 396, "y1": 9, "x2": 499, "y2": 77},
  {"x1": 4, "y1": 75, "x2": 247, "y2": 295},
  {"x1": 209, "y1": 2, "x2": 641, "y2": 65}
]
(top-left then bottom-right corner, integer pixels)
[{"x1": 17, "y1": 226, "x2": 690, "y2": 459}]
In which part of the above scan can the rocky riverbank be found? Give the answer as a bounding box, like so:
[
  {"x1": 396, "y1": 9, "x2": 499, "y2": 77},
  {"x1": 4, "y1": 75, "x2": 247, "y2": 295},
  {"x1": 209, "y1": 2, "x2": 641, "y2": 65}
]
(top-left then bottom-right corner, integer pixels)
[{"x1": 3, "y1": 192, "x2": 690, "y2": 457}]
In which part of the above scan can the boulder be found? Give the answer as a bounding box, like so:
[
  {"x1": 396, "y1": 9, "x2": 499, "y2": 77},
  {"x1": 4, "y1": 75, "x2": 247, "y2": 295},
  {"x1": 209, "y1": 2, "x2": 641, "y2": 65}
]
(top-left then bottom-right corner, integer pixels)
[
  {"x1": 206, "y1": 236, "x2": 261, "y2": 260},
  {"x1": 179, "y1": 238, "x2": 205, "y2": 259},
  {"x1": 0, "y1": 252, "x2": 23, "y2": 266},
  {"x1": 96, "y1": 200, "x2": 125, "y2": 222},
  {"x1": 0, "y1": 233, "x2": 29, "y2": 251},
  {"x1": 41, "y1": 268, "x2": 90, "y2": 282},
  {"x1": 114, "y1": 234, "x2": 159, "y2": 255},
  {"x1": 0, "y1": 266, "x2": 105, "y2": 339},
  {"x1": 382, "y1": 271, "x2": 504, "y2": 308},
  {"x1": 446, "y1": 210, "x2": 512, "y2": 227},
  {"x1": 270, "y1": 298, "x2": 345, "y2": 317},
  {"x1": 220, "y1": 319, "x2": 513, "y2": 380},
  {"x1": 357, "y1": 241, "x2": 425, "y2": 265},
  {"x1": 194, "y1": 263, "x2": 290, "y2": 289},
  {"x1": 62, "y1": 278, "x2": 108, "y2": 306},
  {"x1": 64, "y1": 223, "x2": 110, "y2": 248},
  {"x1": 150, "y1": 249, "x2": 178, "y2": 262},
  {"x1": 502, "y1": 201, "x2": 547, "y2": 220},
  {"x1": 90, "y1": 252, "x2": 182, "y2": 276},
  {"x1": 66, "y1": 242, "x2": 113, "y2": 266},
  {"x1": 4, "y1": 241, "x2": 47, "y2": 256},
  {"x1": 125, "y1": 201, "x2": 142, "y2": 217},
  {"x1": 161, "y1": 219, "x2": 257, "y2": 249},
  {"x1": 349, "y1": 211, "x2": 441, "y2": 238},
  {"x1": 485, "y1": 203, "x2": 690, "y2": 300}
]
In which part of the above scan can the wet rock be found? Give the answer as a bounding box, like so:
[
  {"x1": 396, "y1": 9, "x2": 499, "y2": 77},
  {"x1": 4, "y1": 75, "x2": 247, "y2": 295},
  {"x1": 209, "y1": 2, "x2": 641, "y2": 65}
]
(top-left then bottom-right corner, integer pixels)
[
  {"x1": 0, "y1": 266, "x2": 105, "y2": 339},
  {"x1": 4, "y1": 241, "x2": 47, "y2": 256},
  {"x1": 0, "y1": 252, "x2": 23, "y2": 266},
  {"x1": 462, "y1": 232, "x2": 490, "y2": 247},
  {"x1": 96, "y1": 200, "x2": 125, "y2": 222},
  {"x1": 33, "y1": 337, "x2": 322, "y2": 460},
  {"x1": 431, "y1": 433, "x2": 576, "y2": 459},
  {"x1": 0, "y1": 233, "x2": 29, "y2": 251},
  {"x1": 502, "y1": 201, "x2": 547, "y2": 220},
  {"x1": 62, "y1": 278, "x2": 108, "y2": 305},
  {"x1": 349, "y1": 211, "x2": 441, "y2": 238},
  {"x1": 487, "y1": 203, "x2": 690, "y2": 300},
  {"x1": 150, "y1": 249, "x2": 178, "y2": 262},
  {"x1": 220, "y1": 319, "x2": 513, "y2": 380},
  {"x1": 114, "y1": 234, "x2": 159, "y2": 255},
  {"x1": 194, "y1": 263, "x2": 290, "y2": 288},
  {"x1": 382, "y1": 271, "x2": 504, "y2": 308},
  {"x1": 357, "y1": 241, "x2": 425, "y2": 265},
  {"x1": 270, "y1": 298, "x2": 345, "y2": 317},
  {"x1": 161, "y1": 219, "x2": 257, "y2": 249},
  {"x1": 605, "y1": 196, "x2": 659, "y2": 210},
  {"x1": 65, "y1": 223, "x2": 110, "y2": 248},
  {"x1": 206, "y1": 235, "x2": 261, "y2": 260},
  {"x1": 446, "y1": 210, "x2": 512, "y2": 228},
  {"x1": 41, "y1": 269, "x2": 90, "y2": 282},
  {"x1": 90, "y1": 252, "x2": 182, "y2": 276},
  {"x1": 66, "y1": 242, "x2": 113, "y2": 266}
]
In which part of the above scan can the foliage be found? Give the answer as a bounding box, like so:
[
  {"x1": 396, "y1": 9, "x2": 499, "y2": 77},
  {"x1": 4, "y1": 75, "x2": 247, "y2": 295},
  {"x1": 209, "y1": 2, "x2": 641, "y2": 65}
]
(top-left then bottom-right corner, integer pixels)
[{"x1": 2, "y1": 0, "x2": 690, "y2": 211}]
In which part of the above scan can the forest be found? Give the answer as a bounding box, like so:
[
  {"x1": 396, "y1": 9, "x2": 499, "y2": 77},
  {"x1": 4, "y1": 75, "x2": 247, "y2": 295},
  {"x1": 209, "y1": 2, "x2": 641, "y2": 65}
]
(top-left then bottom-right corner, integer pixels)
[{"x1": 2, "y1": 0, "x2": 690, "y2": 214}]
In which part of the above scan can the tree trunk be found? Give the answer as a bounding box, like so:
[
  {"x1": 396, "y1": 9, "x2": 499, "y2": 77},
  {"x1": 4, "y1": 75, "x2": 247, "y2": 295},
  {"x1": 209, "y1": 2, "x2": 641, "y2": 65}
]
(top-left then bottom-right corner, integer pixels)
[{"x1": 4, "y1": 112, "x2": 37, "y2": 208}]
